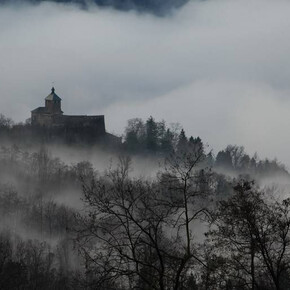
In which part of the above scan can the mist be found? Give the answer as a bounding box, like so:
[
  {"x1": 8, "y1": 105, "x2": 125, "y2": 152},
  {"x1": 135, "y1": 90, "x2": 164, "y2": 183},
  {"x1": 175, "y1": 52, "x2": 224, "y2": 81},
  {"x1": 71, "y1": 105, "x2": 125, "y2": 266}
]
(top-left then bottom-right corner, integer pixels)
[
  {"x1": 1, "y1": 0, "x2": 290, "y2": 166},
  {"x1": 2, "y1": 1, "x2": 290, "y2": 288}
]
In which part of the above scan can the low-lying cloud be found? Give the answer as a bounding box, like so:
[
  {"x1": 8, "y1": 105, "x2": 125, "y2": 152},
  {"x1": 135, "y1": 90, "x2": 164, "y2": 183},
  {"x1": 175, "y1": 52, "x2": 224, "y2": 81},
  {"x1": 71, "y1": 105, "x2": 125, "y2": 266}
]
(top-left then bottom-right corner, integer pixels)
[{"x1": 1, "y1": 0, "x2": 290, "y2": 165}]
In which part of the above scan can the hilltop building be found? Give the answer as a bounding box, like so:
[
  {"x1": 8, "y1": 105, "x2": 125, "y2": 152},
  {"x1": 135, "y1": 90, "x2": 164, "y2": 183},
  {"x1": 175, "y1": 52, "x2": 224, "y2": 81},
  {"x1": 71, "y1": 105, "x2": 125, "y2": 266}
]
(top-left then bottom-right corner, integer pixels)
[
  {"x1": 31, "y1": 87, "x2": 119, "y2": 145},
  {"x1": 31, "y1": 87, "x2": 106, "y2": 136}
]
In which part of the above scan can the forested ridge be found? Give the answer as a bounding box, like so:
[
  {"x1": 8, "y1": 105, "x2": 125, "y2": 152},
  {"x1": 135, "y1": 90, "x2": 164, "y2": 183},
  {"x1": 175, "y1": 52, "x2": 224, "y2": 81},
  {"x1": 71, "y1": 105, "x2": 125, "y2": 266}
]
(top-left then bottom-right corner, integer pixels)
[{"x1": 0, "y1": 114, "x2": 290, "y2": 289}]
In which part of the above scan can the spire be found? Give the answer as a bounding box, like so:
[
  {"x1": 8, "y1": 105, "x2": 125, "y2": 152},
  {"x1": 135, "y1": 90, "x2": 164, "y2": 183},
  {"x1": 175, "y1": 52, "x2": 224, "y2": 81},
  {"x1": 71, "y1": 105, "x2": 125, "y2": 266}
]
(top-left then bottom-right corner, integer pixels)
[{"x1": 45, "y1": 87, "x2": 61, "y2": 101}]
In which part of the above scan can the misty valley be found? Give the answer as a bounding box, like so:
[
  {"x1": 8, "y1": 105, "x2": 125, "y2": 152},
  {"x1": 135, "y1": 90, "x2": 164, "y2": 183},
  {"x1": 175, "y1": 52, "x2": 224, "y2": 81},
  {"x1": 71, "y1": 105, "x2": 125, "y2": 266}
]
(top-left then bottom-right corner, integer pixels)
[
  {"x1": 0, "y1": 114, "x2": 289, "y2": 289},
  {"x1": 1, "y1": 0, "x2": 290, "y2": 288}
]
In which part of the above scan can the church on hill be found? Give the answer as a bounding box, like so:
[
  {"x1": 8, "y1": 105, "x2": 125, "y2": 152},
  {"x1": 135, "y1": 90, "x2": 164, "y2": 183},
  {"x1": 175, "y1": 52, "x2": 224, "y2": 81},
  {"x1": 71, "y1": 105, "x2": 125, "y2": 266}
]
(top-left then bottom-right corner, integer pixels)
[{"x1": 31, "y1": 87, "x2": 106, "y2": 136}]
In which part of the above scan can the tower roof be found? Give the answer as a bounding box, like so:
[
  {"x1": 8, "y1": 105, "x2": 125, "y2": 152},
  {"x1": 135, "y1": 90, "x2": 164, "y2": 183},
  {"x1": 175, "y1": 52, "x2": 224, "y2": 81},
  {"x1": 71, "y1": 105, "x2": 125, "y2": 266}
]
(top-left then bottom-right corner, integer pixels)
[{"x1": 45, "y1": 87, "x2": 62, "y2": 101}]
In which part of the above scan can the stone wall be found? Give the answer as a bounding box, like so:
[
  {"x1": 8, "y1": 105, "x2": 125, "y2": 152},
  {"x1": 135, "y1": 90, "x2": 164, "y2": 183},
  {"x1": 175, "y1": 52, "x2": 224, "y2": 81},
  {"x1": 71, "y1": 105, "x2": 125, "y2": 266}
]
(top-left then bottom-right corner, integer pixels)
[{"x1": 53, "y1": 115, "x2": 105, "y2": 134}]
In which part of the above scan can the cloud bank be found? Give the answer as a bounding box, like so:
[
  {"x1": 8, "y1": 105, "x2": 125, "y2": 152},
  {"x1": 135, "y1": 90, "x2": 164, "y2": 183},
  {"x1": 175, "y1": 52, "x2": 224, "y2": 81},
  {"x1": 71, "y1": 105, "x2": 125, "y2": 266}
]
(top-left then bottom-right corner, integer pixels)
[
  {"x1": 1, "y1": 0, "x2": 290, "y2": 165},
  {"x1": 0, "y1": 0, "x2": 188, "y2": 15}
]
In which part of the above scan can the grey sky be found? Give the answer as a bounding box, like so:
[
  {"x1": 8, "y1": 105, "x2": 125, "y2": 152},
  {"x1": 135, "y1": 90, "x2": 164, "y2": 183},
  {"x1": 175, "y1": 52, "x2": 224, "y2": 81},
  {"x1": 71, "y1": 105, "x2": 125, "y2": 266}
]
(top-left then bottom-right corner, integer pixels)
[{"x1": 1, "y1": 0, "x2": 290, "y2": 165}]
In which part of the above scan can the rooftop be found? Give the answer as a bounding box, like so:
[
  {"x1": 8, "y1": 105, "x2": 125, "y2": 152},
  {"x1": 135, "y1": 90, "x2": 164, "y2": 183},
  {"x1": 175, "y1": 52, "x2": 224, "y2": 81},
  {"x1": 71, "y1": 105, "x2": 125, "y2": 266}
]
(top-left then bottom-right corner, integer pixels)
[
  {"x1": 31, "y1": 107, "x2": 47, "y2": 113},
  {"x1": 45, "y1": 87, "x2": 62, "y2": 101}
]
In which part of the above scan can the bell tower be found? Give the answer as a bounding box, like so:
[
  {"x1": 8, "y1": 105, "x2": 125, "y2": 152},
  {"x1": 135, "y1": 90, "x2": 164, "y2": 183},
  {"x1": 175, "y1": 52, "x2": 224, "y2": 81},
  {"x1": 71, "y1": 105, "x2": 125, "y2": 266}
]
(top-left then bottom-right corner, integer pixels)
[{"x1": 45, "y1": 87, "x2": 62, "y2": 114}]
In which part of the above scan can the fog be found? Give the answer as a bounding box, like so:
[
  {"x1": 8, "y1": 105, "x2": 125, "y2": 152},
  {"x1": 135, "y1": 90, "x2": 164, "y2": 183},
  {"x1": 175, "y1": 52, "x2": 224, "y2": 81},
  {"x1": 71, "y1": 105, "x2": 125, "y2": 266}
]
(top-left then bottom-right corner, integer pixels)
[
  {"x1": 1, "y1": 2, "x2": 290, "y2": 285},
  {"x1": 0, "y1": 137, "x2": 289, "y2": 287},
  {"x1": 1, "y1": 0, "x2": 290, "y2": 165}
]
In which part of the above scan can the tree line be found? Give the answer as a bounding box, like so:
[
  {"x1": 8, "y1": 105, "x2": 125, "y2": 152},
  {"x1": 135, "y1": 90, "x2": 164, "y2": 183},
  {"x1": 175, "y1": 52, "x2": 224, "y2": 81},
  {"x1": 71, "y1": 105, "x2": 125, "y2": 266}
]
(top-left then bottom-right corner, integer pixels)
[
  {"x1": 74, "y1": 144, "x2": 290, "y2": 289},
  {"x1": 0, "y1": 115, "x2": 289, "y2": 288},
  {"x1": 123, "y1": 117, "x2": 287, "y2": 179},
  {"x1": 0, "y1": 113, "x2": 288, "y2": 179}
]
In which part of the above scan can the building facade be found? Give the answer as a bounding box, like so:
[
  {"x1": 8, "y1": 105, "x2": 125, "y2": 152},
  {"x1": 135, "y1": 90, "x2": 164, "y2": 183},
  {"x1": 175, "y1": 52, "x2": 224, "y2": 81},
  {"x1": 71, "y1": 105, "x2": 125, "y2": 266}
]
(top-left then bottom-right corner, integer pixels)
[{"x1": 31, "y1": 88, "x2": 106, "y2": 136}]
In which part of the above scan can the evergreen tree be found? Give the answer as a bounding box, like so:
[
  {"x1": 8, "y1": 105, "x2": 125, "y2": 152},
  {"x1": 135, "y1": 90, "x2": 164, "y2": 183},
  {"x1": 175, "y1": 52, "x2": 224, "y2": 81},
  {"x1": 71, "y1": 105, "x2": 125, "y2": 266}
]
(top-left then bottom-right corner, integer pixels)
[
  {"x1": 145, "y1": 116, "x2": 158, "y2": 152},
  {"x1": 160, "y1": 129, "x2": 174, "y2": 154},
  {"x1": 177, "y1": 129, "x2": 188, "y2": 154},
  {"x1": 189, "y1": 136, "x2": 204, "y2": 156}
]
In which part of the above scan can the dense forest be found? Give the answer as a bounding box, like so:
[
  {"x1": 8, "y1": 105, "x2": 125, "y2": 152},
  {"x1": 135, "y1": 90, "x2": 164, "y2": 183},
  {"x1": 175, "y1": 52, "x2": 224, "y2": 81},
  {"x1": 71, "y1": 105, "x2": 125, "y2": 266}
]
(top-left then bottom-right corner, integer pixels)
[{"x1": 0, "y1": 114, "x2": 290, "y2": 289}]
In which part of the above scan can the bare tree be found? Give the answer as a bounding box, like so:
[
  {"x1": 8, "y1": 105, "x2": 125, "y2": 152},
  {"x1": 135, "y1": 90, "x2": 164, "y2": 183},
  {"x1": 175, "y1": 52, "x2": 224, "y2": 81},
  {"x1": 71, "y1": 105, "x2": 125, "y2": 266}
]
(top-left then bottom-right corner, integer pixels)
[
  {"x1": 207, "y1": 180, "x2": 290, "y2": 290},
  {"x1": 75, "y1": 147, "x2": 212, "y2": 289}
]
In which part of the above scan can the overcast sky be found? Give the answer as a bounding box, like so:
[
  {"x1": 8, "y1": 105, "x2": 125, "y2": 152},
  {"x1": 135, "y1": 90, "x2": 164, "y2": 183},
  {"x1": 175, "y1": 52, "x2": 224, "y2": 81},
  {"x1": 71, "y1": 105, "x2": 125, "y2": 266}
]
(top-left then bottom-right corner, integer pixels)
[{"x1": 1, "y1": 0, "x2": 290, "y2": 165}]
